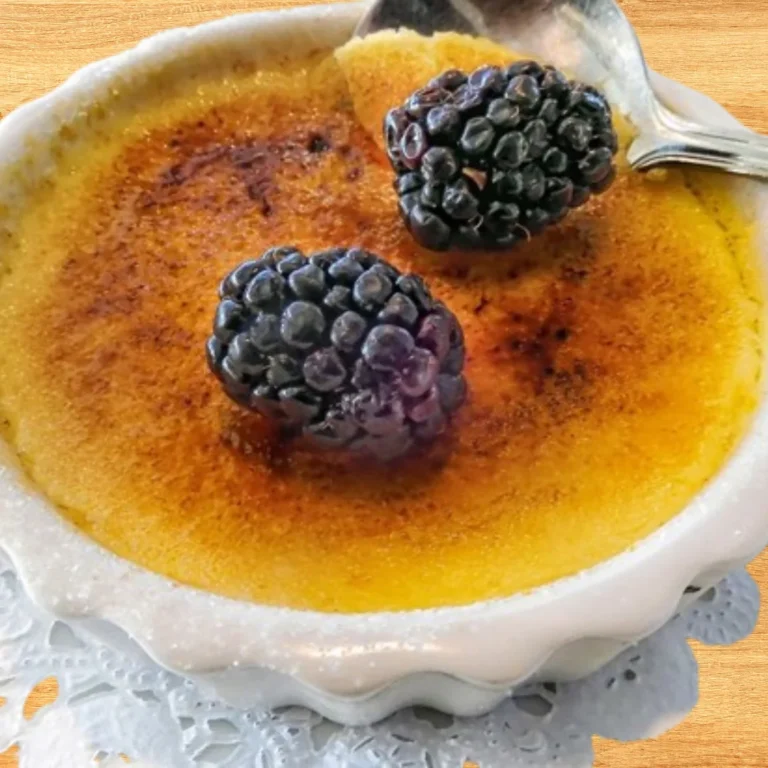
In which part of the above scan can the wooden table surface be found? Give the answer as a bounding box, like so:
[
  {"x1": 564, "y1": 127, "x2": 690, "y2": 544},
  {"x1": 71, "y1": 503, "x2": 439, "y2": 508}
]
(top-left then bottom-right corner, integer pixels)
[{"x1": 1, "y1": 0, "x2": 767, "y2": 765}]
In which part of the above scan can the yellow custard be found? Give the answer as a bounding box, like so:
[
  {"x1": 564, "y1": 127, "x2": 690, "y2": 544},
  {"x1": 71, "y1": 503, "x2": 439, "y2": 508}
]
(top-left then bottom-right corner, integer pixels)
[{"x1": 0, "y1": 32, "x2": 762, "y2": 612}]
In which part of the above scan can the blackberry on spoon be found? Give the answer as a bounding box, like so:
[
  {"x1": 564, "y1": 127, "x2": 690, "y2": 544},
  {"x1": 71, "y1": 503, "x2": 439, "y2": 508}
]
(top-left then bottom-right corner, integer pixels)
[{"x1": 385, "y1": 62, "x2": 619, "y2": 251}]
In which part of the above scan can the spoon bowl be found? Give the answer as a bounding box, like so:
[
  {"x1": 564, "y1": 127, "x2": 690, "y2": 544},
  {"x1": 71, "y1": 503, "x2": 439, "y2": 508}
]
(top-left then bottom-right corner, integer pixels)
[{"x1": 356, "y1": 0, "x2": 768, "y2": 178}]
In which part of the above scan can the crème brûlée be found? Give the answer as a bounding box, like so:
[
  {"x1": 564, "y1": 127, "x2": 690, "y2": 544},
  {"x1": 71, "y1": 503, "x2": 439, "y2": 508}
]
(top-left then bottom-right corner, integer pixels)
[{"x1": 0, "y1": 31, "x2": 763, "y2": 613}]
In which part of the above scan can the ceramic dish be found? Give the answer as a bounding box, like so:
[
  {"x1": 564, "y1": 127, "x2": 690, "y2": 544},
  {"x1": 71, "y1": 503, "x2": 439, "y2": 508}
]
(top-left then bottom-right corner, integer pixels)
[{"x1": 0, "y1": 2, "x2": 766, "y2": 725}]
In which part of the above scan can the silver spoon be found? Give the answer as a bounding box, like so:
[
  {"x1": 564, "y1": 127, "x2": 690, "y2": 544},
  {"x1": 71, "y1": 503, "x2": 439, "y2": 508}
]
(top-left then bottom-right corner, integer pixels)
[{"x1": 355, "y1": 0, "x2": 768, "y2": 179}]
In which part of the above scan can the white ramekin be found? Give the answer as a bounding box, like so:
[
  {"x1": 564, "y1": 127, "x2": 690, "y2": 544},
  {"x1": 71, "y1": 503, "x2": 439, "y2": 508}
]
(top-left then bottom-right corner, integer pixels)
[{"x1": 0, "y1": 2, "x2": 766, "y2": 726}]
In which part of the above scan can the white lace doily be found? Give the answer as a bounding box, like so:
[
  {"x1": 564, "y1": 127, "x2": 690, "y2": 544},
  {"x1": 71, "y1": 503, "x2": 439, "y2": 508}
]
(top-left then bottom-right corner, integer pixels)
[{"x1": 0, "y1": 550, "x2": 758, "y2": 768}]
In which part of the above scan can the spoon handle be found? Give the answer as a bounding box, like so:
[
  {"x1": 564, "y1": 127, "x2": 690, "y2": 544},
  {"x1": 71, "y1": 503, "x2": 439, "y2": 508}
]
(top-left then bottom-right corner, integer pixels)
[{"x1": 628, "y1": 103, "x2": 768, "y2": 179}]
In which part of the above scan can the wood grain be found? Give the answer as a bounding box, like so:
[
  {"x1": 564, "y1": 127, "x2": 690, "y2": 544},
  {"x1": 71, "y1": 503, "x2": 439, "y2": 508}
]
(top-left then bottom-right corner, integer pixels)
[{"x1": 1, "y1": 1, "x2": 767, "y2": 765}]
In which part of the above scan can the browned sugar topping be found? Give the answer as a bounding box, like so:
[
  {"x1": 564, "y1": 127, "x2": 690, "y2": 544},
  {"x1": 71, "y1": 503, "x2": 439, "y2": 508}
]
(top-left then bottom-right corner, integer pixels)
[{"x1": 0, "y1": 40, "x2": 760, "y2": 612}]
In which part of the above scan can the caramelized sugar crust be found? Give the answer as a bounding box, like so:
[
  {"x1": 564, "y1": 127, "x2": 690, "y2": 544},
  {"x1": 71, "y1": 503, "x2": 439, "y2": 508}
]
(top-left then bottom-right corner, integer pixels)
[{"x1": 0, "y1": 34, "x2": 761, "y2": 611}]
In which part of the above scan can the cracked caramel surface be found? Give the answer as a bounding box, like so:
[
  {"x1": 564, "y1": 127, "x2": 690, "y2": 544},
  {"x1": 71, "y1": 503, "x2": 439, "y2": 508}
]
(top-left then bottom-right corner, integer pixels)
[{"x1": 0, "y1": 32, "x2": 762, "y2": 612}]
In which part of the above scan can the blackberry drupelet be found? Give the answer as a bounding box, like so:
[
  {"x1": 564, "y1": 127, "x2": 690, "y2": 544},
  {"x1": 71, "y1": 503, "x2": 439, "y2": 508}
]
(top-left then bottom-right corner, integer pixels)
[
  {"x1": 385, "y1": 61, "x2": 619, "y2": 251},
  {"x1": 208, "y1": 246, "x2": 467, "y2": 460}
]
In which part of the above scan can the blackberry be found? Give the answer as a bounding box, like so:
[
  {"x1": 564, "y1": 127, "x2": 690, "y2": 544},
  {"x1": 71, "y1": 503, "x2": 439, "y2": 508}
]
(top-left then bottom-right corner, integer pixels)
[
  {"x1": 208, "y1": 246, "x2": 467, "y2": 461},
  {"x1": 385, "y1": 62, "x2": 619, "y2": 251}
]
